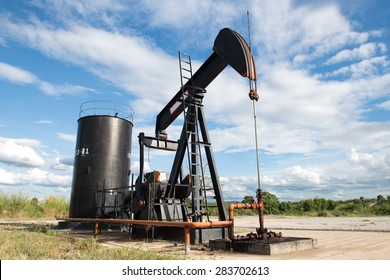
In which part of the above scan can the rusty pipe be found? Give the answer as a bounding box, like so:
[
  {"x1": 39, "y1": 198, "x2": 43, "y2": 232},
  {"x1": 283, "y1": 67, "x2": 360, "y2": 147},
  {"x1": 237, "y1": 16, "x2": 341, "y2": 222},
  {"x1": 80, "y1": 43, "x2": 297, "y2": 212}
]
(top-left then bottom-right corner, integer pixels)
[
  {"x1": 184, "y1": 227, "x2": 191, "y2": 254},
  {"x1": 57, "y1": 217, "x2": 232, "y2": 229},
  {"x1": 256, "y1": 190, "x2": 266, "y2": 238},
  {"x1": 57, "y1": 217, "x2": 232, "y2": 255},
  {"x1": 228, "y1": 202, "x2": 264, "y2": 240}
]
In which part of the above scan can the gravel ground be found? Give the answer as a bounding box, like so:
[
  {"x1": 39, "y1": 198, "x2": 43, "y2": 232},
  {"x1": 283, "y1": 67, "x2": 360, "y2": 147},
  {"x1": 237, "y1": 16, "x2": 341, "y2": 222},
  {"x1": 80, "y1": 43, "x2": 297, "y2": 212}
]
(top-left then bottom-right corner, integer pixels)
[{"x1": 234, "y1": 216, "x2": 390, "y2": 232}]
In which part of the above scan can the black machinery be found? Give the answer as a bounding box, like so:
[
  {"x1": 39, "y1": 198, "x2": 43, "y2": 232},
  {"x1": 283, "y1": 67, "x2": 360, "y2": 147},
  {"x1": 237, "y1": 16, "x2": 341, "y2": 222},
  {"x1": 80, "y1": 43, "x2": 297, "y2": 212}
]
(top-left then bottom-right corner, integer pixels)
[
  {"x1": 131, "y1": 28, "x2": 257, "y2": 242},
  {"x1": 69, "y1": 28, "x2": 258, "y2": 244}
]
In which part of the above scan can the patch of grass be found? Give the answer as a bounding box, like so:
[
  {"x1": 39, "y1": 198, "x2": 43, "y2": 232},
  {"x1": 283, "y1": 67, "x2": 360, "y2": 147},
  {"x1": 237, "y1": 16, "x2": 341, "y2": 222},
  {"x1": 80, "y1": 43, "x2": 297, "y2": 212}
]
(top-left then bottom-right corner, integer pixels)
[
  {"x1": 0, "y1": 191, "x2": 69, "y2": 219},
  {"x1": 40, "y1": 196, "x2": 69, "y2": 217},
  {"x1": 0, "y1": 224, "x2": 184, "y2": 260},
  {"x1": 0, "y1": 191, "x2": 29, "y2": 218},
  {"x1": 75, "y1": 237, "x2": 99, "y2": 251}
]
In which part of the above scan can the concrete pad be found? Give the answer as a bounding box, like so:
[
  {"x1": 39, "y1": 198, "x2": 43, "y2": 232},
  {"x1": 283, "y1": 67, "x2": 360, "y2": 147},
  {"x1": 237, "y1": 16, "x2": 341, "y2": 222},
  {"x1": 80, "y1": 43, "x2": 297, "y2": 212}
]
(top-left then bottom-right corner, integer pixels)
[
  {"x1": 210, "y1": 237, "x2": 315, "y2": 255},
  {"x1": 209, "y1": 239, "x2": 232, "y2": 251}
]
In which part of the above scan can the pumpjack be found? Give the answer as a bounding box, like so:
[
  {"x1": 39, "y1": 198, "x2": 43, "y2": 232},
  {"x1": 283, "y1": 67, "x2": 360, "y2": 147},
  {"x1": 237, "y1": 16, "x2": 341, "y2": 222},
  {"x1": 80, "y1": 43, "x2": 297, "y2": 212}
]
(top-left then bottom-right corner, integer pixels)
[{"x1": 130, "y1": 28, "x2": 258, "y2": 243}]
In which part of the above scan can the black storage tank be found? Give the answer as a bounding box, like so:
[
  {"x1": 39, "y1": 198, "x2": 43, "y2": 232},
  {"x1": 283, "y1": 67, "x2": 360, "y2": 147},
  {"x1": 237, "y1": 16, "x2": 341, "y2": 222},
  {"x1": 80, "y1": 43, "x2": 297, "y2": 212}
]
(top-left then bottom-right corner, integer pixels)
[{"x1": 69, "y1": 101, "x2": 133, "y2": 218}]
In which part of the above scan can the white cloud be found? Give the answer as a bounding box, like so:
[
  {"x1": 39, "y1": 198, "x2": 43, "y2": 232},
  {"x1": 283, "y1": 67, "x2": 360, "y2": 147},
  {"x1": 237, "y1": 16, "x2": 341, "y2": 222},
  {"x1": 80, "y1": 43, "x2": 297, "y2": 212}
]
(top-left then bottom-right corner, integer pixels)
[
  {"x1": 0, "y1": 18, "x2": 179, "y2": 107},
  {"x1": 347, "y1": 147, "x2": 389, "y2": 174},
  {"x1": 57, "y1": 186, "x2": 70, "y2": 193},
  {"x1": 59, "y1": 157, "x2": 74, "y2": 166},
  {"x1": 326, "y1": 56, "x2": 389, "y2": 79},
  {"x1": 253, "y1": 2, "x2": 370, "y2": 63},
  {"x1": 57, "y1": 133, "x2": 76, "y2": 142},
  {"x1": 0, "y1": 60, "x2": 95, "y2": 96},
  {"x1": 35, "y1": 120, "x2": 54, "y2": 125},
  {"x1": 287, "y1": 165, "x2": 321, "y2": 185},
  {"x1": 0, "y1": 138, "x2": 45, "y2": 167},
  {"x1": 326, "y1": 43, "x2": 387, "y2": 65},
  {"x1": 142, "y1": 0, "x2": 239, "y2": 30},
  {"x1": 0, "y1": 168, "x2": 16, "y2": 185},
  {"x1": 261, "y1": 165, "x2": 321, "y2": 188},
  {"x1": 218, "y1": 175, "x2": 257, "y2": 200},
  {"x1": 31, "y1": 0, "x2": 128, "y2": 28},
  {"x1": 322, "y1": 121, "x2": 390, "y2": 151},
  {"x1": 0, "y1": 136, "x2": 42, "y2": 148},
  {"x1": 37, "y1": 81, "x2": 95, "y2": 96},
  {"x1": 378, "y1": 100, "x2": 390, "y2": 110},
  {"x1": 22, "y1": 168, "x2": 71, "y2": 186},
  {"x1": 50, "y1": 157, "x2": 73, "y2": 171},
  {"x1": 0, "y1": 167, "x2": 72, "y2": 187},
  {"x1": 0, "y1": 61, "x2": 37, "y2": 84}
]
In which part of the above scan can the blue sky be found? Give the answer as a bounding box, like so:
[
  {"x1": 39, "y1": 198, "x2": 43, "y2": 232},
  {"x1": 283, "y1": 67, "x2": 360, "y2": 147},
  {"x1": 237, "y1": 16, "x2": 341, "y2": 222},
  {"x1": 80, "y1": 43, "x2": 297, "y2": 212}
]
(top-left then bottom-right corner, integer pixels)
[{"x1": 0, "y1": 0, "x2": 389, "y2": 201}]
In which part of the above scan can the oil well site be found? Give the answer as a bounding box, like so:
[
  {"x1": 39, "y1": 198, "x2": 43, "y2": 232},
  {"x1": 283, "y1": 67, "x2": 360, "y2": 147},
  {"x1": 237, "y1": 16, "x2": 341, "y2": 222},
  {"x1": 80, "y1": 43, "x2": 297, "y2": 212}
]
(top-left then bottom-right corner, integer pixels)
[
  {"x1": 45, "y1": 26, "x2": 388, "y2": 259},
  {"x1": 52, "y1": 27, "x2": 321, "y2": 256},
  {"x1": 0, "y1": 24, "x2": 388, "y2": 260}
]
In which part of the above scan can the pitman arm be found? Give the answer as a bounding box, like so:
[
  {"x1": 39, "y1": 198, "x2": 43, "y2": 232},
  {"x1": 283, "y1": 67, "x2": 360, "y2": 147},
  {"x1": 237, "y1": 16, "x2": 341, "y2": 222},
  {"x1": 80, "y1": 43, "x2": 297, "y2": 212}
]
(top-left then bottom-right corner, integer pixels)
[{"x1": 155, "y1": 28, "x2": 257, "y2": 136}]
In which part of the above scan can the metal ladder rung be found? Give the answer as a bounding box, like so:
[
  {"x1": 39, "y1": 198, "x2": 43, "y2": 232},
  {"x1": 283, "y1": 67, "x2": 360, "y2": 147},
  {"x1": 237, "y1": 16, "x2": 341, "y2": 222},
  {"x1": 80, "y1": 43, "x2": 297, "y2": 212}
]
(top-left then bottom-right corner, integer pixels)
[
  {"x1": 180, "y1": 54, "x2": 190, "y2": 58},
  {"x1": 186, "y1": 111, "x2": 196, "y2": 116},
  {"x1": 187, "y1": 140, "x2": 211, "y2": 146},
  {"x1": 185, "y1": 116, "x2": 196, "y2": 120}
]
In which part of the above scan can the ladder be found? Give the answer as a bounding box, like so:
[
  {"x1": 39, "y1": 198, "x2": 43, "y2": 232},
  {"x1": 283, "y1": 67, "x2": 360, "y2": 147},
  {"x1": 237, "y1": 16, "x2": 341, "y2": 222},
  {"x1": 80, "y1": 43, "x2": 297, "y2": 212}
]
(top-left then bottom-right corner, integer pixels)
[{"x1": 178, "y1": 51, "x2": 210, "y2": 222}]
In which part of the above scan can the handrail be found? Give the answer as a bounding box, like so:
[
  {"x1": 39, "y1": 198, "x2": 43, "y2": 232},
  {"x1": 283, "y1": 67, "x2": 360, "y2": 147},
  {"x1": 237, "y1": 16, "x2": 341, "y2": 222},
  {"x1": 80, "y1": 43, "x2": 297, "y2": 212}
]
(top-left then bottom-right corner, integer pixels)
[{"x1": 79, "y1": 100, "x2": 134, "y2": 122}]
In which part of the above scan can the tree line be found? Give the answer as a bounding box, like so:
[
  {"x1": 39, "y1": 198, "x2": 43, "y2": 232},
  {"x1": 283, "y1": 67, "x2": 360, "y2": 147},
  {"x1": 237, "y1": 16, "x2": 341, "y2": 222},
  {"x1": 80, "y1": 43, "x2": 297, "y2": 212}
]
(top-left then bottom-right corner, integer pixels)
[{"x1": 236, "y1": 192, "x2": 390, "y2": 216}]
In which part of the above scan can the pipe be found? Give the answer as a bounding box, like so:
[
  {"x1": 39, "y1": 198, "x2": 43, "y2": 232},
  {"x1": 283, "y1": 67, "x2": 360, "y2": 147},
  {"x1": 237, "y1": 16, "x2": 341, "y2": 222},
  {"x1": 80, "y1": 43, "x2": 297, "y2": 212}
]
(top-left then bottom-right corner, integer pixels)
[
  {"x1": 94, "y1": 222, "x2": 99, "y2": 238},
  {"x1": 228, "y1": 201, "x2": 265, "y2": 240},
  {"x1": 256, "y1": 190, "x2": 266, "y2": 238},
  {"x1": 184, "y1": 227, "x2": 190, "y2": 254},
  {"x1": 58, "y1": 197, "x2": 268, "y2": 253},
  {"x1": 58, "y1": 217, "x2": 232, "y2": 228},
  {"x1": 57, "y1": 217, "x2": 232, "y2": 255}
]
